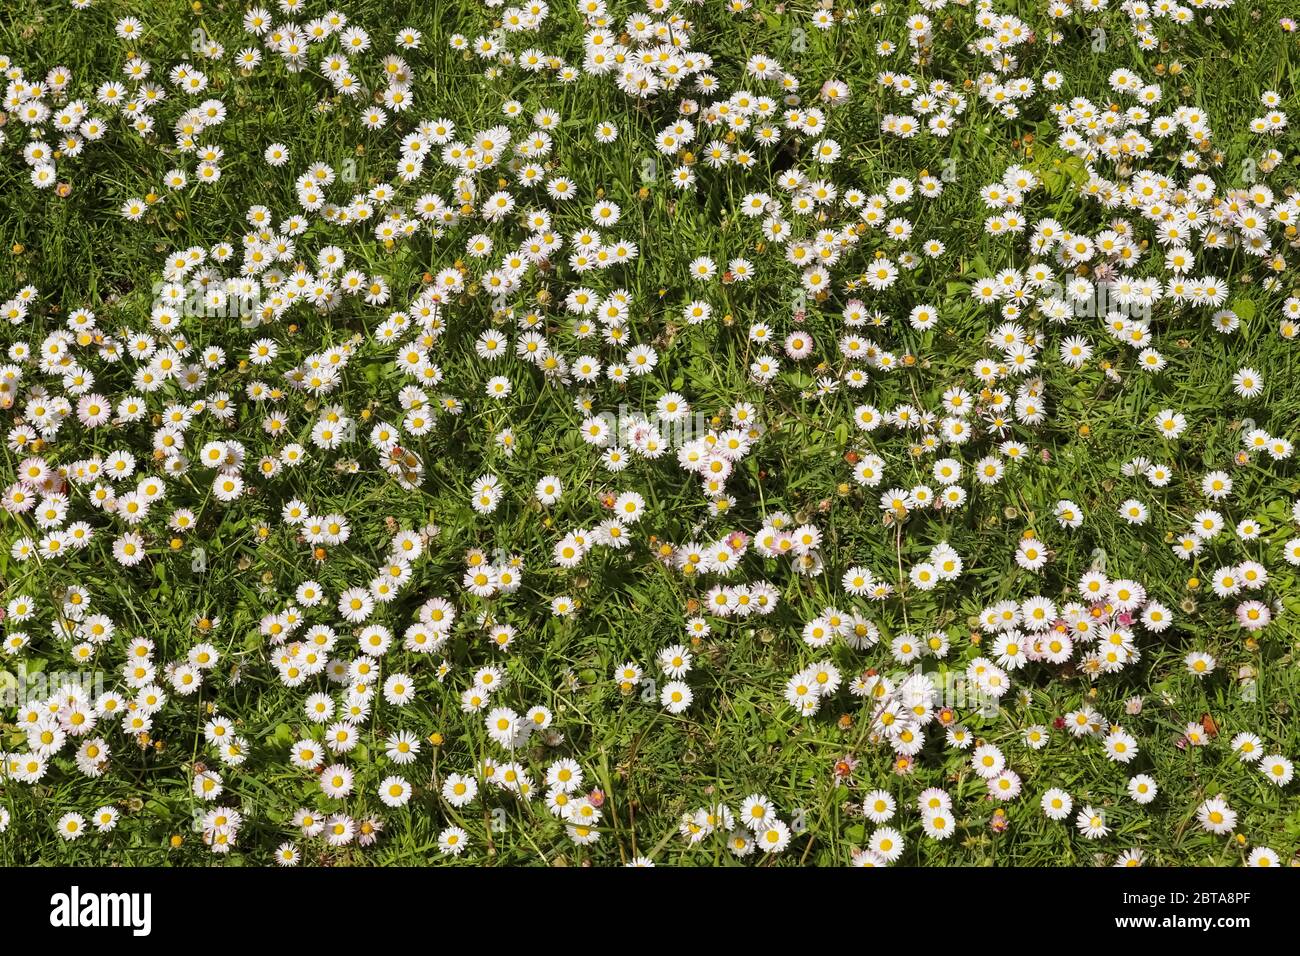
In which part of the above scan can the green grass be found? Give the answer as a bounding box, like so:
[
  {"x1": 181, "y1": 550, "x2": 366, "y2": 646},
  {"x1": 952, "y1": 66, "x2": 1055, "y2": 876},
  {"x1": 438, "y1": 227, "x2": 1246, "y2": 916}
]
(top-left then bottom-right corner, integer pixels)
[{"x1": 1, "y1": 0, "x2": 1300, "y2": 865}]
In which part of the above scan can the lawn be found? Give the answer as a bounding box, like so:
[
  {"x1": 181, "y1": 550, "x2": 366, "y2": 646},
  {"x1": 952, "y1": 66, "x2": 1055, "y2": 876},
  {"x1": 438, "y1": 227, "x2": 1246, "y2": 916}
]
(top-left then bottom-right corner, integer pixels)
[{"x1": 1, "y1": 0, "x2": 1298, "y2": 866}]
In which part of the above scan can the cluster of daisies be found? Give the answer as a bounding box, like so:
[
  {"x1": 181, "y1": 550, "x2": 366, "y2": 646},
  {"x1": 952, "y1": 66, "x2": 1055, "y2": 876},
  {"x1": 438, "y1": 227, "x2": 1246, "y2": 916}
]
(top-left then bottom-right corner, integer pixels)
[{"x1": 1, "y1": 0, "x2": 1298, "y2": 866}]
